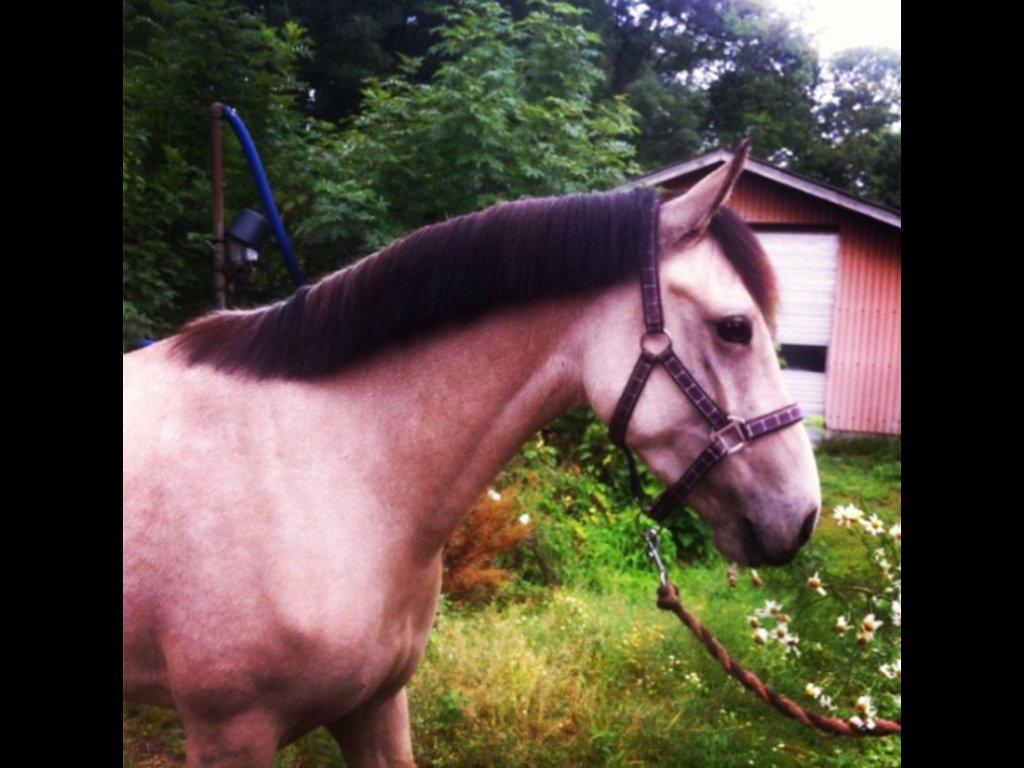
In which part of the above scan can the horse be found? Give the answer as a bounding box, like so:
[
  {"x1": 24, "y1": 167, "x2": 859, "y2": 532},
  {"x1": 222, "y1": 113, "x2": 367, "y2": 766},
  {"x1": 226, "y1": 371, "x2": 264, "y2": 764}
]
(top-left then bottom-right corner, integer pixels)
[{"x1": 123, "y1": 143, "x2": 821, "y2": 767}]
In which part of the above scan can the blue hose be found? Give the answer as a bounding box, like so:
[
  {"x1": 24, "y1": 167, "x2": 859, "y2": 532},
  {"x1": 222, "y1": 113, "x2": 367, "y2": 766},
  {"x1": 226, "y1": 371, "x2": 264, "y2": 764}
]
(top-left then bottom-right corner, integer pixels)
[{"x1": 221, "y1": 105, "x2": 306, "y2": 287}]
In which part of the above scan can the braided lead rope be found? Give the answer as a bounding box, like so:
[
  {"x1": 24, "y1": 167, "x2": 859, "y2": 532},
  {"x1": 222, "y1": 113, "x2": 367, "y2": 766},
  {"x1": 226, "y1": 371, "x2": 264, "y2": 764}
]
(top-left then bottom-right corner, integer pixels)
[{"x1": 655, "y1": 581, "x2": 902, "y2": 737}]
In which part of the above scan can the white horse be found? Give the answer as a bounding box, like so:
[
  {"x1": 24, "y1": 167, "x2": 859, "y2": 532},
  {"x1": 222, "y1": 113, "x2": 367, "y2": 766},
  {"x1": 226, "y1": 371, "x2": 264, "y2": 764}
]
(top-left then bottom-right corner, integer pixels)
[{"x1": 123, "y1": 144, "x2": 820, "y2": 767}]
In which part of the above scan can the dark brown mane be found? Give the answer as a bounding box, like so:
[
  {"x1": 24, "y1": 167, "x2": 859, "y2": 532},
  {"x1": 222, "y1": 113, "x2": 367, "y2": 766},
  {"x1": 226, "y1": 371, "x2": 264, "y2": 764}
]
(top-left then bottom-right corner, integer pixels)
[{"x1": 173, "y1": 189, "x2": 775, "y2": 379}]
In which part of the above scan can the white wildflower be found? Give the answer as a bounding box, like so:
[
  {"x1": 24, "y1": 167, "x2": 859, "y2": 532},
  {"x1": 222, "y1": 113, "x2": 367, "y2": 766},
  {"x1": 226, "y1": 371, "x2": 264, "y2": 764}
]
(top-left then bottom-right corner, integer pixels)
[
  {"x1": 487, "y1": 488, "x2": 501, "y2": 502},
  {"x1": 833, "y1": 504, "x2": 863, "y2": 528},
  {"x1": 853, "y1": 696, "x2": 877, "y2": 730},
  {"x1": 806, "y1": 572, "x2": 827, "y2": 596},
  {"x1": 782, "y1": 634, "x2": 801, "y2": 656},
  {"x1": 753, "y1": 628, "x2": 769, "y2": 645},
  {"x1": 861, "y1": 613, "x2": 883, "y2": 633},
  {"x1": 860, "y1": 514, "x2": 885, "y2": 536},
  {"x1": 756, "y1": 600, "x2": 783, "y2": 618},
  {"x1": 891, "y1": 600, "x2": 901, "y2": 627},
  {"x1": 750, "y1": 569, "x2": 763, "y2": 587},
  {"x1": 835, "y1": 615, "x2": 849, "y2": 634},
  {"x1": 889, "y1": 522, "x2": 901, "y2": 541},
  {"x1": 805, "y1": 683, "x2": 822, "y2": 699},
  {"x1": 818, "y1": 694, "x2": 836, "y2": 711},
  {"x1": 518, "y1": 513, "x2": 531, "y2": 526}
]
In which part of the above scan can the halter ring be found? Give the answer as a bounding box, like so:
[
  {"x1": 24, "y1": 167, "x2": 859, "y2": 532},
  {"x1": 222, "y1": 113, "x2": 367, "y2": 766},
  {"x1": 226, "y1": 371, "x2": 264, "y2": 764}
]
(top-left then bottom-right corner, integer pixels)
[
  {"x1": 711, "y1": 416, "x2": 748, "y2": 455},
  {"x1": 640, "y1": 330, "x2": 673, "y2": 356}
]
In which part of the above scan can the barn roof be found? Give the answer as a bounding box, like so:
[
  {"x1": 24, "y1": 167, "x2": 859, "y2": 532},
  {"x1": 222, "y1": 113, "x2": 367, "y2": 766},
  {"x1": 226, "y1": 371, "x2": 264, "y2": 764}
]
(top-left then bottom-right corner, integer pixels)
[{"x1": 620, "y1": 148, "x2": 902, "y2": 230}]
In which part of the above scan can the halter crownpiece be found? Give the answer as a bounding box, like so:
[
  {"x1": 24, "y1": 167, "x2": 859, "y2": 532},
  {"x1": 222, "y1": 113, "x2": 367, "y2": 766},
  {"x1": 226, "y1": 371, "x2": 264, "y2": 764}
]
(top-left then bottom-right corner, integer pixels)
[{"x1": 609, "y1": 203, "x2": 803, "y2": 523}]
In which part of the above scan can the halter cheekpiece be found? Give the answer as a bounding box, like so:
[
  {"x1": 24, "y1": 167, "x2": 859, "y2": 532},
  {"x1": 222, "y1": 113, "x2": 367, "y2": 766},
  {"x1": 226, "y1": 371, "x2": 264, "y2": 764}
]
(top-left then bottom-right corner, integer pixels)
[{"x1": 609, "y1": 205, "x2": 804, "y2": 522}]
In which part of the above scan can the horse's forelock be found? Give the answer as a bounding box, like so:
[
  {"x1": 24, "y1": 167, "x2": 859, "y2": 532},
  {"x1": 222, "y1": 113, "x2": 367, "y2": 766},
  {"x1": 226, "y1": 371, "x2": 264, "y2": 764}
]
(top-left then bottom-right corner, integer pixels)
[{"x1": 707, "y1": 206, "x2": 779, "y2": 328}]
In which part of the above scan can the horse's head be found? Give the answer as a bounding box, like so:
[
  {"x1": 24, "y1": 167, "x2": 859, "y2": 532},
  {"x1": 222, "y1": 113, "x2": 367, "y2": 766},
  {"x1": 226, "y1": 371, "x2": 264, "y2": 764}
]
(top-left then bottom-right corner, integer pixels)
[{"x1": 580, "y1": 144, "x2": 821, "y2": 566}]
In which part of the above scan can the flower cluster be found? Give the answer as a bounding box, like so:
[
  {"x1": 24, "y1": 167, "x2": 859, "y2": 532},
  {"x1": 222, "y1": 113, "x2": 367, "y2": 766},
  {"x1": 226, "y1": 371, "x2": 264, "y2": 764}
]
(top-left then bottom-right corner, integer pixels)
[
  {"x1": 834, "y1": 504, "x2": 895, "y2": 539},
  {"x1": 850, "y1": 695, "x2": 877, "y2": 730},
  {"x1": 832, "y1": 503, "x2": 863, "y2": 528},
  {"x1": 748, "y1": 599, "x2": 800, "y2": 656},
  {"x1": 746, "y1": 501, "x2": 900, "y2": 729},
  {"x1": 879, "y1": 658, "x2": 901, "y2": 680}
]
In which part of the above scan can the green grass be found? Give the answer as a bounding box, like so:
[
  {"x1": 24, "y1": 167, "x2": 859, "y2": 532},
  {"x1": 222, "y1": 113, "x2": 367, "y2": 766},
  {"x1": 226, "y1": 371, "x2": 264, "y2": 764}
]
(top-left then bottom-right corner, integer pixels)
[{"x1": 124, "y1": 438, "x2": 901, "y2": 767}]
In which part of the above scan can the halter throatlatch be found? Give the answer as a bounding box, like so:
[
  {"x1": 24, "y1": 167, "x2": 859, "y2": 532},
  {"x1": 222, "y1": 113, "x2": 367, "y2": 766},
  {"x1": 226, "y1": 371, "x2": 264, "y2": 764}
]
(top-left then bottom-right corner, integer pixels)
[{"x1": 609, "y1": 205, "x2": 804, "y2": 522}]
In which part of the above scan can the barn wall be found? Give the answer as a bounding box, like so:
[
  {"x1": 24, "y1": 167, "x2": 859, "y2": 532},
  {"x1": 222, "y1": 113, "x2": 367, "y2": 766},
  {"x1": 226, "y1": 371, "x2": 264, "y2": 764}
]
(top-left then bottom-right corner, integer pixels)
[
  {"x1": 661, "y1": 170, "x2": 901, "y2": 435},
  {"x1": 826, "y1": 218, "x2": 901, "y2": 435}
]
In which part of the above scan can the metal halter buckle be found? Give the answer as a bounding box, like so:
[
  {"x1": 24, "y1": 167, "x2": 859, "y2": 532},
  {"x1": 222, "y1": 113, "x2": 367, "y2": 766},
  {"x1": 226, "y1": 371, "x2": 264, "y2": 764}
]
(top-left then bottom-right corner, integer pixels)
[{"x1": 711, "y1": 416, "x2": 748, "y2": 455}]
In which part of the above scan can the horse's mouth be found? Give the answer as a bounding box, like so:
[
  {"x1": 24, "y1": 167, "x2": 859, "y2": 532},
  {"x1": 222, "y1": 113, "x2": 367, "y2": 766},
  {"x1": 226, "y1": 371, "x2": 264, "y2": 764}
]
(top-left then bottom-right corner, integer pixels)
[
  {"x1": 738, "y1": 516, "x2": 800, "y2": 567},
  {"x1": 737, "y1": 517, "x2": 765, "y2": 567}
]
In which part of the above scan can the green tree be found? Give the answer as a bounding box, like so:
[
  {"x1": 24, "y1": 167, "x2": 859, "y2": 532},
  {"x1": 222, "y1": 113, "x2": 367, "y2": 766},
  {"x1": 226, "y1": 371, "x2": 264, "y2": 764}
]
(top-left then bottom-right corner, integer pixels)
[
  {"x1": 864, "y1": 129, "x2": 900, "y2": 210},
  {"x1": 253, "y1": 1, "x2": 448, "y2": 123},
  {"x1": 302, "y1": 0, "x2": 641, "y2": 240},
  {"x1": 558, "y1": 1, "x2": 820, "y2": 168},
  {"x1": 796, "y1": 47, "x2": 901, "y2": 208},
  {"x1": 701, "y1": 0, "x2": 819, "y2": 161}
]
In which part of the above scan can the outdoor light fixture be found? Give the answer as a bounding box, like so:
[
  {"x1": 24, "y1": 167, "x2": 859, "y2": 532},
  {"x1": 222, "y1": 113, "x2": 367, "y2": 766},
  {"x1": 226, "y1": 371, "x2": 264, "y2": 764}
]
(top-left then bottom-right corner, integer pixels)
[{"x1": 226, "y1": 208, "x2": 271, "y2": 266}]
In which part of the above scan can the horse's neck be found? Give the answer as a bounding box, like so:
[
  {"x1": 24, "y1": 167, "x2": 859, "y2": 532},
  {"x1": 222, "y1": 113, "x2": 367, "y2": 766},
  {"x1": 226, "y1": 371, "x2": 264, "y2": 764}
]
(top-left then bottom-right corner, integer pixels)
[{"x1": 328, "y1": 298, "x2": 585, "y2": 553}]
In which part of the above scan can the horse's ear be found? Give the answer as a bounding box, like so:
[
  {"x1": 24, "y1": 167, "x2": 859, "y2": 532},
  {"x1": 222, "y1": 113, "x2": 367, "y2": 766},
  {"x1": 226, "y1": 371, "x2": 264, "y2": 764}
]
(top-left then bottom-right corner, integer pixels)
[{"x1": 659, "y1": 139, "x2": 751, "y2": 249}]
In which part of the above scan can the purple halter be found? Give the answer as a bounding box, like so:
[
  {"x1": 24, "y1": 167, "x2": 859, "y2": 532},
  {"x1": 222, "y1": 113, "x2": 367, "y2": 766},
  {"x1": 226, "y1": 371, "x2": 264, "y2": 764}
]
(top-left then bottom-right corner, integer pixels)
[{"x1": 609, "y1": 207, "x2": 804, "y2": 523}]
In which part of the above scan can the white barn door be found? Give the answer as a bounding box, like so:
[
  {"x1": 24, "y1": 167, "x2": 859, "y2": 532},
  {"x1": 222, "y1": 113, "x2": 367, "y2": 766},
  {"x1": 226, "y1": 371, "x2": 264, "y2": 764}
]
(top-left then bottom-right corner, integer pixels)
[{"x1": 755, "y1": 231, "x2": 840, "y2": 426}]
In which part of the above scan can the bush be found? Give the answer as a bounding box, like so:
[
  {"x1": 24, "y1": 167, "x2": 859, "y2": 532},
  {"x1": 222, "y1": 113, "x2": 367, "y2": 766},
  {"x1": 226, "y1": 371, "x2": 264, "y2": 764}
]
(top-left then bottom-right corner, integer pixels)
[{"x1": 442, "y1": 489, "x2": 534, "y2": 604}]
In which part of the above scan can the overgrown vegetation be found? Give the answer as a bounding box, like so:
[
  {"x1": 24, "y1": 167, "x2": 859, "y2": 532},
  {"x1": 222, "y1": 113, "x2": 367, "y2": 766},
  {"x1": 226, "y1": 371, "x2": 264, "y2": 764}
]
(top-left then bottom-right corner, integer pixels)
[
  {"x1": 122, "y1": 0, "x2": 642, "y2": 346},
  {"x1": 124, "y1": 432, "x2": 901, "y2": 767},
  {"x1": 122, "y1": 0, "x2": 900, "y2": 348}
]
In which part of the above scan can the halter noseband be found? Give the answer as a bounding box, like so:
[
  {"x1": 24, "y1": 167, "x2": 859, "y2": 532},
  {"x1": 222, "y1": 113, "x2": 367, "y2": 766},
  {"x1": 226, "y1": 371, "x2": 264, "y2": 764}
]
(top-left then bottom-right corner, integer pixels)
[{"x1": 609, "y1": 212, "x2": 804, "y2": 523}]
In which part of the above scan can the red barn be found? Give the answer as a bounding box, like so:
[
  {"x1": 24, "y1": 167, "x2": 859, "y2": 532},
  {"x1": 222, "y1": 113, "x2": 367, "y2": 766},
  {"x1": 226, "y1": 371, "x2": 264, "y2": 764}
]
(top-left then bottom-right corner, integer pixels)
[{"x1": 623, "y1": 148, "x2": 901, "y2": 437}]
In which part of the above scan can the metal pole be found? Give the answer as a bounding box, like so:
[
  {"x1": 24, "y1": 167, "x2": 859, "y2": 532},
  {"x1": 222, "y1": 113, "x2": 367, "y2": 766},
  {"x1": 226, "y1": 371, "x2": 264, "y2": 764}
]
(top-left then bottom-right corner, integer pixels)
[{"x1": 211, "y1": 102, "x2": 227, "y2": 310}]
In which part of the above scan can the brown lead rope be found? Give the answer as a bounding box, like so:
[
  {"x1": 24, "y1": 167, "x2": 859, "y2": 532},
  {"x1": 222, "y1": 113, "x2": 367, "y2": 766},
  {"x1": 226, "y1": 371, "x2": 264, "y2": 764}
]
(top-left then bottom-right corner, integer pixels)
[{"x1": 655, "y1": 580, "x2": 902, "y2": 737}]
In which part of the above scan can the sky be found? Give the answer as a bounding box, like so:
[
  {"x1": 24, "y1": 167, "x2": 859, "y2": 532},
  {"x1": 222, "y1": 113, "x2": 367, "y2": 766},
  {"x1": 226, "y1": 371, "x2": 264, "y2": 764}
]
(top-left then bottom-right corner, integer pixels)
[{"x1": 768, "y1": 0, "x2": 901, "y2": 58}]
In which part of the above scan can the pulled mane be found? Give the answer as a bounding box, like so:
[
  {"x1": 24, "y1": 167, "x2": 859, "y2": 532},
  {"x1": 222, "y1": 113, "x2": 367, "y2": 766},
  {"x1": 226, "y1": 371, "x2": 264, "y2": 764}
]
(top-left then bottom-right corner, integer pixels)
[{"x1": 173, "y1": 188, "x2": 775, "y2": 379}]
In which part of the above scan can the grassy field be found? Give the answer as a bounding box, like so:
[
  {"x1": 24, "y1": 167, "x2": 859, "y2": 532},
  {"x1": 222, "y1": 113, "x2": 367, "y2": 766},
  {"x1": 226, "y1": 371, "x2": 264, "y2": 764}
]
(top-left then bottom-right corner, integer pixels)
[{"x1": 124, "y1": 437, "x2": 901, "y2": 767}]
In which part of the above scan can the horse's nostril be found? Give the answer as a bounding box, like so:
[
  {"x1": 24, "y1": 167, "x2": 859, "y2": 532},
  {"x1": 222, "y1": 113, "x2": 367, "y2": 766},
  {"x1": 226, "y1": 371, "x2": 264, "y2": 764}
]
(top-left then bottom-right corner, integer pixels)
[{"x1": 798, "y1": 507, "x2": 818, "y2": 546}]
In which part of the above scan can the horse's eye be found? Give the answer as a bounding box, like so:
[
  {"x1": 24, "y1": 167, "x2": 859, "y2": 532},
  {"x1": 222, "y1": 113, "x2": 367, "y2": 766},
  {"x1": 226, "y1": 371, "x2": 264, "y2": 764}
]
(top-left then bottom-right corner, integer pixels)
[{"x1": 715, "y1": 316, "x2": 752, "y2": 345}]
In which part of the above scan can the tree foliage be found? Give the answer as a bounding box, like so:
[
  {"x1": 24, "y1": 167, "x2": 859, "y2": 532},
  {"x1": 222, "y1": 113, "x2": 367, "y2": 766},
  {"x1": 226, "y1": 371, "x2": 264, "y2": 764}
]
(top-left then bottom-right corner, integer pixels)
[
  {"x1": 123, "y1": 0, "x2": 321, "y2": 342},
  {"x1": 311, "y1": 0, "x2": 640, "y2": 238},
  {"x1": 123, "y1": 0, "x2": 640, "y2": 346},
  {"x1": 253, "y1": 1, "x2": 446, "y2": 123},
  {"x1": 796, "y1": 47, "x2": 901, "y2": 208},
  {"x1": 123, "y1": 0, "x2": 901, "y2": 347}
]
